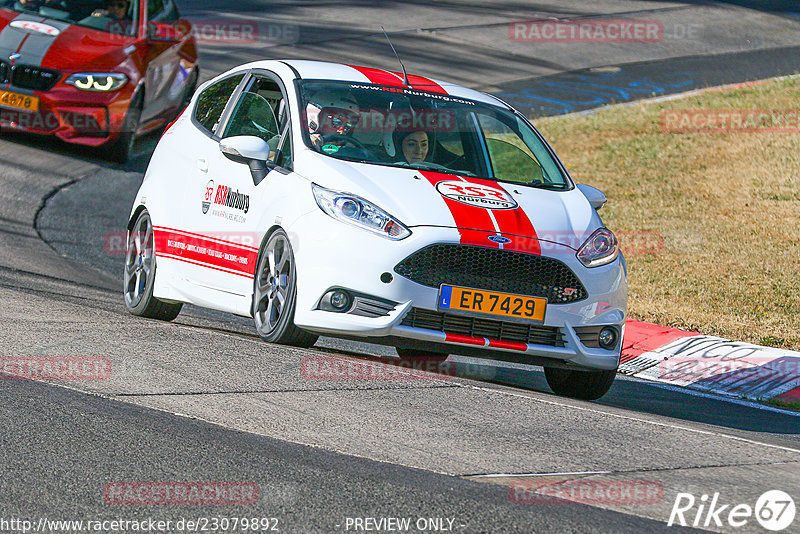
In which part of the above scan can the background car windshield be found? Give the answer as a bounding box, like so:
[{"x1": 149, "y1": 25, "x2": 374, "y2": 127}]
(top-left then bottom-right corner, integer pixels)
[
  {"x1": 1, "y1": 0, "x2": 139, "y2": 36},
  {"x1": 299, "y1": 80, "x2": 570, "y2": 189}
]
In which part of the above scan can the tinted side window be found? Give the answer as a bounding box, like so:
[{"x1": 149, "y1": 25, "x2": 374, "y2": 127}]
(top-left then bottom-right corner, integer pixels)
[
  {"x1": 223, "y1": 75, "x2": 292, "y2": 169},
  {"x1": 147, "y1": 0, "x2": 164, "y2": 19},
  {"x1": 194, "y1": 75, "x2": 244, "y2": 135},
  {"x1": 163, "y1": 0, "x2": 179, "y2": 21}
]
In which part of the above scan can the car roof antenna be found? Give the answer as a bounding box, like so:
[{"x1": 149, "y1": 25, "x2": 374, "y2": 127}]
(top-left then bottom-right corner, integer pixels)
[{"x1": 381, "y1": 26, "x2": 410, "y2": 86}]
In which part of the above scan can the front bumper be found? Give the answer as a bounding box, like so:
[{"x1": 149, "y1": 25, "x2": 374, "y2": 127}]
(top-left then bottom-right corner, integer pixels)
[
  {"x1": 288, "y1": 210, "x2": 627, "y2": 371},
  {"x1": 0, "y1": 83, "x2": 132, "y2": 146}
]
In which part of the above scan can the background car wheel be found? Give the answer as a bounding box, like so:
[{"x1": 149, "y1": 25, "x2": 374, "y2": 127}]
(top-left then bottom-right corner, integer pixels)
[
  {"x1": 544, "y1": 366, "x2": 617, "y2": 400},
  {"x1": 396, "y1": 348, "x2": 449, "y2": 364},
  {"x1": 253, "y1": 229, "x2": 318, "y2": 347},
  {"x1": 108, "y1": 90, "x2": 143, "y2": 163},
  {"x1": 123, "y1": 209, "x2": 182, "y2": 320}
]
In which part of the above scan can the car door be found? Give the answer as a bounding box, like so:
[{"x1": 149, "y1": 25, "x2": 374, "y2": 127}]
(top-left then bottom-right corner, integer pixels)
[
  {"x1": 193, "y1": 70, "x2": 295, "y2": 300},
  {"x1": 140, "y1": 0, "x2": 186, "y2": 124},
  {"x1": 153, "y1": 72, "x2": 246, "y2": 310}
]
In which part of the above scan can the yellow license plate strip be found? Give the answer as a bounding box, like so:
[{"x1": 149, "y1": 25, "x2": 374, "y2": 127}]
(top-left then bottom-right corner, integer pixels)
[
  {"x1": 0, "y1": 90, "x2": 39, "y2": 112},
  {"x1": 438, "y1": 285, "x2": 546, "y2": 322}
]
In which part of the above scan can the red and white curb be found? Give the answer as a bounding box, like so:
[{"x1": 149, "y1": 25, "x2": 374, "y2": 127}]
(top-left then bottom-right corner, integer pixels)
[{"x1": 621, "y1": 320, "x2": 800, "y2": 404}]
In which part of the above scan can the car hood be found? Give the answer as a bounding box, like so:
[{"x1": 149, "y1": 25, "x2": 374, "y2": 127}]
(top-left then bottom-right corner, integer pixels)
[
  {"x1": 0, "y1": 10, "x2": 135, "y2": 72},
  {"x1": 300, "y1": 153, "x2": 604, "y2": 251}
]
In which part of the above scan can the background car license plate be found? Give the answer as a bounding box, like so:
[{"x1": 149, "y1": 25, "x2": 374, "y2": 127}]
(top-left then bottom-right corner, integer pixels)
[
  {"x1": 0, "y1": 90, "x2": 39, "y2": 112},
  {"x1": 438, "y1": 285, "x2": 546, "y2": 322}
]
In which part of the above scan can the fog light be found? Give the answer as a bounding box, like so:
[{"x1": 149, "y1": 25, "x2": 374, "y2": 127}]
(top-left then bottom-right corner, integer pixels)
[
  {"x1": 598, "y1": 327, "x2": 618, "y2": 350},
  {"x1": 330, "y1": 290, "x2": 351, "y2": 310}
]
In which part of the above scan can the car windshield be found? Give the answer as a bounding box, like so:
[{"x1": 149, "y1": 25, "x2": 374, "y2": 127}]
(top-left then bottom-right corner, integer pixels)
[
  {"x1": 0, "y1": 0, "x2": 139, "y2": 37},
  {"x1": 298, "y1": 79, "x2": 570, "y2": 189}
]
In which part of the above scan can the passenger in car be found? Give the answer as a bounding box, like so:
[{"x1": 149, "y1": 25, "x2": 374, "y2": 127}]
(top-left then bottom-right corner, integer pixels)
[{"x1": 395, "y1": 130, "x2": 429, "y2": 164}]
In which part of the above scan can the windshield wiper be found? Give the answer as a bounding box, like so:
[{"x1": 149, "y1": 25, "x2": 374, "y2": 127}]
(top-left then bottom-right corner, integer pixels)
[{"x1": 526, "y1": 181, "x2": 566, "y2": 190}]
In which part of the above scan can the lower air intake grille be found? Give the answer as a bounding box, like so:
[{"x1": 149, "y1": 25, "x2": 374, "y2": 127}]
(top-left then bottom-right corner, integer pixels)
[{"x1": 401, "y1": 308, "x2": 565, "y2": 347}]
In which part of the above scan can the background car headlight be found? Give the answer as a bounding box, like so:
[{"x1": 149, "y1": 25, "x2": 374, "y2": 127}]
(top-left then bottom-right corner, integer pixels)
[
  {"x1": 65, "y1": 73, "x2": 128, "y2": 92},
  {"x1": 312, "y1": 184, "x2": 411, "y2": 240},
  {"x1": 577, "y1": 228, "x2": 619, "y2": 267}
]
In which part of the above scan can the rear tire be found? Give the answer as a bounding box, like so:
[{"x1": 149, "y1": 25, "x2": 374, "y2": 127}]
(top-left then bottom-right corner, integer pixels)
[
  {"x1": 108, "y1": 91, "x2": 143, "y2": 163},
  {"x1": 396, "y1": 348, "x2": 449, "y2": 364},
  {"x1": 544, "y1": 366, "x2": 616, "y2": 400},
  {"x1": 253, "y1": 229, "x2": 318, "y2": 348},
  {"x1": 123, "y1": 209, "x2": 182, "y2": 321}
]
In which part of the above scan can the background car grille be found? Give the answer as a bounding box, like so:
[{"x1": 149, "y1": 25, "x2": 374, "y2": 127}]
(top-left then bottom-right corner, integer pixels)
[
  {"x1": 394, "y1": 244, "x2": 588, "y2": 304},
  {"x1": 11, "y1": 65, "x2": 60, "y2": 91},
  {"x1": 0, "y1": 61, "x2": 9, "y2": 84},
  {"x1": 401, "y1": 308, "x2": 565, "y2": 347}
]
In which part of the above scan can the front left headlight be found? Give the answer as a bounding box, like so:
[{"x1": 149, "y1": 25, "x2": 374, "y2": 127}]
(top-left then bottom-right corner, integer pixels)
[
  {"x1": 65, "y1": 73, "x2": 128, "y2": 92},
  {"x1": 312, "y1": 184, "x2": 411, "y2": 240},
  {"x1": 577, "y1": 228, "x2": 619, "y2": 268}
]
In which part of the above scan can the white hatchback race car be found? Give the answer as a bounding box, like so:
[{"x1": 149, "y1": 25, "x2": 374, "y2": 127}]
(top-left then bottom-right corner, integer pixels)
[{"x1": 124, "y1": 60, "x2": 627, "y2": 400}]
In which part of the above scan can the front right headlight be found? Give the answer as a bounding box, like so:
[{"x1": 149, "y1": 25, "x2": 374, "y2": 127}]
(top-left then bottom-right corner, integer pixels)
[
  {"x1": 576, "y1": 228, "x2": 618, "y2": 268},
  {"x1": 312, "y1": 184, "x2": 411, "y2": 240}
]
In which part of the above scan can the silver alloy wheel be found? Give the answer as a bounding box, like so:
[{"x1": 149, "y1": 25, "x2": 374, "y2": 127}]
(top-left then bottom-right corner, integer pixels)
[
  {"x1": 124, "y1": 212, "x2": 154, "y2": 309},
  {"x1": 254, "y1": 233, "x2": 291, "y2": 336}
]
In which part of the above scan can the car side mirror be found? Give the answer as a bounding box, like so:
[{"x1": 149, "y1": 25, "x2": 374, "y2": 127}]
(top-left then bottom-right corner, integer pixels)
[
  {"x1": 220, "y1": 136, "x2": 272, "y2": 185},
  {"x1": 147, "y1": 21, "x2": 182, "y2": 42},
  {"x1": 577, "y1": 184, "x2": 607, "y2": 210}
]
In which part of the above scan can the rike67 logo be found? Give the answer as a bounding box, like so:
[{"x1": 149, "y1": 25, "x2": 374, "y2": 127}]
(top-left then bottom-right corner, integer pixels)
[{"x1": 668, "y1": 490, "x2": 796, "y2": 531}]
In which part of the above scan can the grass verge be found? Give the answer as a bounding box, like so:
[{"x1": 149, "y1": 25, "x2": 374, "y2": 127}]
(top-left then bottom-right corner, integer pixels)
[{"x1": 535, "y1": 77, "x2": 800, "y2": 350}]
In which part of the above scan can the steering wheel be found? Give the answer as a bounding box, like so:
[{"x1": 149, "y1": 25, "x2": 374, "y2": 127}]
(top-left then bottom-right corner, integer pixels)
[{"x1": 321, "y1": 134, "x2": 368, "y2": 151}]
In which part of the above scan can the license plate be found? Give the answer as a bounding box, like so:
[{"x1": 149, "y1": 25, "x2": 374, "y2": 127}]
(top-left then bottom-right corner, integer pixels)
[
  {"x1": 438, "y1": 285, "x2": 546, "y2": 322},
  {"x1": 0, "y1": 90, "x2": 39, "y2": 112}
]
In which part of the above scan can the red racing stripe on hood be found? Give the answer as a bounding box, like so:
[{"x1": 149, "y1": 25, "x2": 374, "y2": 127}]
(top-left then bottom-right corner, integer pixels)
[
  {"x1": 420, "y1": 171, "x2": 541, "y2": 254},
  {"x1": 348, "y1": 65, "x2": 447, "y2": 94}
]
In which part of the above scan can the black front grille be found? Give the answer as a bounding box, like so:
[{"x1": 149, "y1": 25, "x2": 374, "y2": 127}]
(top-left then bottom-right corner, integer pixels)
[
  {"x1": 0, "y1": 61, "x2": 10, "y2": 84},
  {"x1": 401, "y1": 308, "x2": 565, "y2": 347},
  {"x1": 394, "y1": 244, "x2": 587, "y2": 304},
  {"x1": 11, "y1": 65, "x2": 60, "y2": 91}
]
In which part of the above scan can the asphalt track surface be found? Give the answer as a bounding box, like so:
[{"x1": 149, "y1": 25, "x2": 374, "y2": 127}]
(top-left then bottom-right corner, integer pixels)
[{"x1": 2, "y1": 1, "x2": 800, "y2": 532}]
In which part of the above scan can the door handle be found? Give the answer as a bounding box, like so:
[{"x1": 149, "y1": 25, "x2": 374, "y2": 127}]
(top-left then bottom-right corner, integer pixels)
[{"x1": 197, "y1": 158, "x2": 208, "y2": 172}]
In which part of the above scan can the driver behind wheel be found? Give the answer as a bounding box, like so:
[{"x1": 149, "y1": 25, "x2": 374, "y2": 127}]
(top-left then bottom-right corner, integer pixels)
[{"x1": 306, "y1": 90, "x2": 360, "y2": 151}]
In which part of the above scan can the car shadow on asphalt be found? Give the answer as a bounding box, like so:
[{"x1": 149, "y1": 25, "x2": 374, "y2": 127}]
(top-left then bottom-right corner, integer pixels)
[
  {"x1": 0, "y1": 128, "x2": 158, "y2": 174},
  {"x1": 395, "y1": 356, "x2": 800, "y2": 436}
]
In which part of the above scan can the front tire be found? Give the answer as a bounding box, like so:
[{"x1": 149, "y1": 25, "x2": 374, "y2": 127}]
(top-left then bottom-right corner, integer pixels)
[
  {"x1": 123, "y1": 209, "x2": 182, "y2": 320},
  {"x1": 108, "y1": 91, "x2": 143, "y2": 163},
  {"x1": 253, "y1": 229, "x2": 317, "y2": 347},
  {"x1": 544, "y1": 366, "x2": 617, "y2": 400}
]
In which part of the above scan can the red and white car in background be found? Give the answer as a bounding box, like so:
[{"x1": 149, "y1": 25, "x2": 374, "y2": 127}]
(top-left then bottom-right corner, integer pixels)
[
  {"x1": 125, "y1": 60, "x2": 627, "y2": 400},
  {"x1": 0, "y1": 0, "x2": 198, "y2": 161}
]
